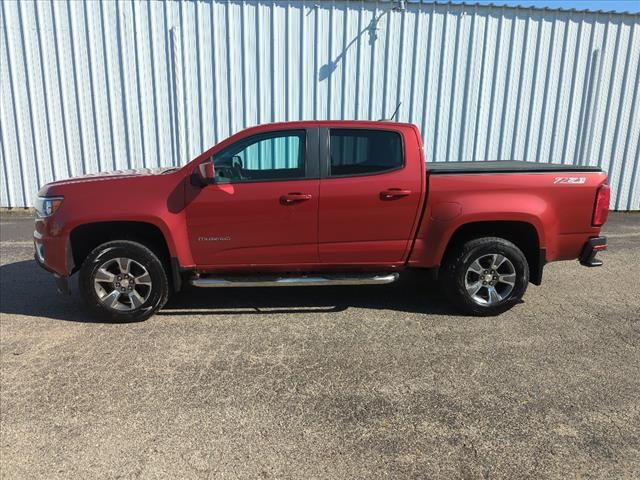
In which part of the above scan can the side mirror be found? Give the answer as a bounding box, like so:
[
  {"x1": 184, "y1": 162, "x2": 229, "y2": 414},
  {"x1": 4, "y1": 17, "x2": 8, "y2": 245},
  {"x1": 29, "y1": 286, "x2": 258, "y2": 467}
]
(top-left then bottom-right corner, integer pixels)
[{"x1": 195, "y1": 160, "x2": 215, "y2": 186}]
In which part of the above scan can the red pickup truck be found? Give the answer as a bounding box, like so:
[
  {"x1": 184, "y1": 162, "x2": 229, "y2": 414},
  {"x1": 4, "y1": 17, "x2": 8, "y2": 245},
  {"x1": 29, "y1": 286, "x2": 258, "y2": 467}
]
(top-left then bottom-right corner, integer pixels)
[{"x1": 34, "y1": 121, "x2": 610, "y2": 321}]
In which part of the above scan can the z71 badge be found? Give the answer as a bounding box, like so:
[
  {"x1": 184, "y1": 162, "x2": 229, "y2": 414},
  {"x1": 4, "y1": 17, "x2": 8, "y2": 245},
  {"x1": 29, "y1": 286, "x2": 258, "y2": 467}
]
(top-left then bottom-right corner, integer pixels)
[{"x1": 554, "y1": 177, "x2": 586, "y2": 184}]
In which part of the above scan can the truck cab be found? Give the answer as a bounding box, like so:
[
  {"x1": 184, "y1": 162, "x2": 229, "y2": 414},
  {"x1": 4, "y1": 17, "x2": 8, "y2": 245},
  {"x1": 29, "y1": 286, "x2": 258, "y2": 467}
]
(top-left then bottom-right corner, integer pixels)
[{"x1": 185, "y1": 122, "x2": 425, "y2": 269}]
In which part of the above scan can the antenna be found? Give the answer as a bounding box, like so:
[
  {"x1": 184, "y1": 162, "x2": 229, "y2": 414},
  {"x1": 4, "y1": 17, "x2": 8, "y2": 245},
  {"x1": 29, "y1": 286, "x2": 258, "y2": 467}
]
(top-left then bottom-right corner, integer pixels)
[{"x1": 379, "y1": 102, "x2": 402, "y2": 122}]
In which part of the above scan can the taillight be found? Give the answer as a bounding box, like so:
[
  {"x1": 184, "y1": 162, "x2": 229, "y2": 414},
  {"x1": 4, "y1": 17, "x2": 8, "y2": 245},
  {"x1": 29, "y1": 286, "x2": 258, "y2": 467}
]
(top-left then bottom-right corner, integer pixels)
[{"x1": 592, "y1": 184, "x2": 610, "y2": 227}]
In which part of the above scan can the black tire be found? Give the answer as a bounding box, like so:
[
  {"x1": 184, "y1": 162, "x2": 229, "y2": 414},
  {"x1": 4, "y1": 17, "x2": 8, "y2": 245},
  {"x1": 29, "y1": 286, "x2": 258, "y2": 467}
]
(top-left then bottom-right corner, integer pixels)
[
  {"x1": 441, "y1": 237, "x2": 529, "y2": 316},
  {"x1": 79, "y1": 240, "x2": 169, "y2": 322}
]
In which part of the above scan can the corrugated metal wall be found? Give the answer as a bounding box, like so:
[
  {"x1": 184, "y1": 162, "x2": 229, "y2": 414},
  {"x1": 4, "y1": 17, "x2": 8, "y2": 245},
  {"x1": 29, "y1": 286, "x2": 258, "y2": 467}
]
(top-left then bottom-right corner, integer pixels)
[{"x1": 1, "y1": 0, "x2": 639, "y2": 209}]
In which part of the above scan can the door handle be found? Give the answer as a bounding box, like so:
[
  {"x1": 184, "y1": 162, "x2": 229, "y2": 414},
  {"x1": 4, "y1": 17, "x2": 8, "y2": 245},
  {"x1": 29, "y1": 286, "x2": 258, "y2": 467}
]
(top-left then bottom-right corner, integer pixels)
[
  {"x1": 380, "y1": 189, "x2": 411, "y2": 200},
  {"x1": 280, "y1": 192, "x2": 313, "y2": 204}
]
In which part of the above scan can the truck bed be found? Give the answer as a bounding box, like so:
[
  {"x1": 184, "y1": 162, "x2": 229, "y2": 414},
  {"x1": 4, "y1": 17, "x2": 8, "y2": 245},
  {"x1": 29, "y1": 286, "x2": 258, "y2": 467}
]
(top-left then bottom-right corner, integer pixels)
[{"x1": 426, "y1": 160, "x2": 602, "y2": 174}]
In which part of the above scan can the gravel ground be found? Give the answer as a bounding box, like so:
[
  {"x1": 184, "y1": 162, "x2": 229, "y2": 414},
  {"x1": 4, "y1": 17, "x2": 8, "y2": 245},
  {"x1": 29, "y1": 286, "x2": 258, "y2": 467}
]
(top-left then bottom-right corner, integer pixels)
[{"x1": 1, "y1": 213, "x2": 639, "y2": 479}]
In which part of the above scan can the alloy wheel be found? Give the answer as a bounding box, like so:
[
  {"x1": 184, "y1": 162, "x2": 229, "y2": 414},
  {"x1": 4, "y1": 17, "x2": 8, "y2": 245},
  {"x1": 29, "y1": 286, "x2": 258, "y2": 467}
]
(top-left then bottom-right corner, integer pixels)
[
  {"x1": 464, "y1": 253, "x2": 516, "y2": 306},
  {"x1": 93, "y1": 257, "x2": 153, "y2": 311}
]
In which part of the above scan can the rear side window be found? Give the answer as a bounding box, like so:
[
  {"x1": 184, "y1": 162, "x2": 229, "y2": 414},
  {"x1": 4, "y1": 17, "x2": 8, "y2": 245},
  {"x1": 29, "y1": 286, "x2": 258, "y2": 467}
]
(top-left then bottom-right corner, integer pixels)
[{"x1": 329, "y1": 129, "x2": 403, "y2": 177}]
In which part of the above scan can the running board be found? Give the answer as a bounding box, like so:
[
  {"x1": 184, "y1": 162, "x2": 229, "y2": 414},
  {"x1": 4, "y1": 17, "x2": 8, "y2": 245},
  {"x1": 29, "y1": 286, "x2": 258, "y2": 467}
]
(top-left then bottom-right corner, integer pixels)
[{"x1": 190, "y1": 272, "x2": 399, "y2": 288}]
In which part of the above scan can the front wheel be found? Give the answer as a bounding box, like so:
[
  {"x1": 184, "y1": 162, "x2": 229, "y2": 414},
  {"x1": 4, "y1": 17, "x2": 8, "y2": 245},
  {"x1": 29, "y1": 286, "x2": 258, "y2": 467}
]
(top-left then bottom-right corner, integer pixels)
[
  {"x1": 442, "y1": 237, "x2": 529, "y2": 316},
  {"x1": 79, "y1": 240, "x2": 169, "y2": 322}
]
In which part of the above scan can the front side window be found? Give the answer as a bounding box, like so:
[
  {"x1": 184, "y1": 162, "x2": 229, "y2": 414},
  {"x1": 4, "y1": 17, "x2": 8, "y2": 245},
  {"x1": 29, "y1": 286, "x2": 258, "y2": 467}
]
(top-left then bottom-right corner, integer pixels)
[
  {"x1": 329, "y1": 129, "x2": 403, "y2": 176},
  {"x1": 212, "y1": 130, "x2": 306, "y2": 183}
]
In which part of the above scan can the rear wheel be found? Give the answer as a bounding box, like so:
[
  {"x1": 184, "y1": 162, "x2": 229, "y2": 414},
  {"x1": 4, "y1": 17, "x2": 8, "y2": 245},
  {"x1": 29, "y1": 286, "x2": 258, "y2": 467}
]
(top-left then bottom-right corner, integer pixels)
[
  {"x1": 442, "y1": 237, "x2": 529, "y2": 316},
  {"x1": 79, "y1": 241, "x2": 169, "y2": 322}
]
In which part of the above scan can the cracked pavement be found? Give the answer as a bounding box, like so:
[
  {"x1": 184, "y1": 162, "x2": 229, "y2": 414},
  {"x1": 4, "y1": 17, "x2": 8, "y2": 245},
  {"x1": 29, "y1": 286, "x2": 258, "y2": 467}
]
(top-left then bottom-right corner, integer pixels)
[{"x1": 1, "y1": 212, "x2": 639, "y2": 479}]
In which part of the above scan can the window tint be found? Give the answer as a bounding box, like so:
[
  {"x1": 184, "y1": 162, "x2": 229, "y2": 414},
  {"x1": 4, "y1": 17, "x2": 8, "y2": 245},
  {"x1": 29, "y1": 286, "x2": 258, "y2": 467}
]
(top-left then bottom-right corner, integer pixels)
[
  {"x1": 212, "y1": 130, "x2": 305, "y2": 182},
  {"x1": 329, "y1": 129, "x2": 403, "y2": 176}
]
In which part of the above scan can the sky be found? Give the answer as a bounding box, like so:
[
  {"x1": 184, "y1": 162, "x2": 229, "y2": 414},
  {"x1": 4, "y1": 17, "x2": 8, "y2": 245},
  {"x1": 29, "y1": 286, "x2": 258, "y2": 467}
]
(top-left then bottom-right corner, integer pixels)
[{"x1": 445, "y1": 0, "x2": 640, "y2": 13}]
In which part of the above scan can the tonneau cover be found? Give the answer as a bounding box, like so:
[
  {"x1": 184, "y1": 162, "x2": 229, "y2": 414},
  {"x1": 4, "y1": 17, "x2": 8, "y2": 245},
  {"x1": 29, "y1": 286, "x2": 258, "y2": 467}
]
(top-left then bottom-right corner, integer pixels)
[{"x1": 426, "y1": 160, "x2": 602, "y2": 174}]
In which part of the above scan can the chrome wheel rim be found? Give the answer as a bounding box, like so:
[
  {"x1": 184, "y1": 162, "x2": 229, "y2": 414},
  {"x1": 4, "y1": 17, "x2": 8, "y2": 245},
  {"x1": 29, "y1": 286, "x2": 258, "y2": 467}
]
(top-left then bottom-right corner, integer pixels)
[
  {"x1": 464, "y1": 253, "x2": 516, "y2": 306},
  {"x1": 93, "y1": 257, "x2": 152, "y2": 311}
]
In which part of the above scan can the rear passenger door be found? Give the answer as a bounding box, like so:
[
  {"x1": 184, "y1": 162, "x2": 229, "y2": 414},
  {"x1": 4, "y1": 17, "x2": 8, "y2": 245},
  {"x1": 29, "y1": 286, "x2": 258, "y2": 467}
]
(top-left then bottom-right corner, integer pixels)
[{"x1": 318, "y1": 128, "x2": 422, "y2": 265}]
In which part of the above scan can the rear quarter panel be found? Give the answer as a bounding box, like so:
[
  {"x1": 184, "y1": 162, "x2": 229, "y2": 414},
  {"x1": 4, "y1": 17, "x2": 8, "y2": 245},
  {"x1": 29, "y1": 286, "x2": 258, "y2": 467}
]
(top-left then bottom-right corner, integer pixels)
[{"x1": 409, "y1": 171, "x2": 608, "y2": 267}]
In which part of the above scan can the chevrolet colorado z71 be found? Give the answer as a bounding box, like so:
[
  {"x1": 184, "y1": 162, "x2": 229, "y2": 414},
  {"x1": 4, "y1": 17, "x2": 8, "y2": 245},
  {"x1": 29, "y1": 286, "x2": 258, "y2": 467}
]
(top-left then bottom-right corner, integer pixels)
[{"x1": 34, "y1": 121, "x2": 610, "y2": 321}]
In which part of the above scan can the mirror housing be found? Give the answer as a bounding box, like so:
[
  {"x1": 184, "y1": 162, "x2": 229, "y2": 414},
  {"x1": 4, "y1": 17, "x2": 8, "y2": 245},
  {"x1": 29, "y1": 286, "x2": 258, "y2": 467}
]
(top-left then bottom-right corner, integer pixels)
[{"x1": 195, "y1": 160, "x2": 215, "y2": 186}]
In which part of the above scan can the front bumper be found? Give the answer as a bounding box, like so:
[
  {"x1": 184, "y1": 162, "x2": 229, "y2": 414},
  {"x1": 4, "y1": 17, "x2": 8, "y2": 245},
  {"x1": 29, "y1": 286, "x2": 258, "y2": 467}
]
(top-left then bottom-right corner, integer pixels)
[
  {"x1": 34, "y1": 248, "x2": 71, "y2": 295},
  {"x1": 579, "y1": 236, "x2": 607, "y2": 267},
  {"x1": 34, "y1": 222, "x2": 74, "y2": 295}
]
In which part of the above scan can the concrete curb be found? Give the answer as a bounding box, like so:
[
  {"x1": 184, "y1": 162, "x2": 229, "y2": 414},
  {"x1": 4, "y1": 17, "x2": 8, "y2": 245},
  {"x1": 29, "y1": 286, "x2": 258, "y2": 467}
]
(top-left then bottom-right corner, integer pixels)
[{"x1": 0, "y1": 208, "x2": 35, "y2": 219}]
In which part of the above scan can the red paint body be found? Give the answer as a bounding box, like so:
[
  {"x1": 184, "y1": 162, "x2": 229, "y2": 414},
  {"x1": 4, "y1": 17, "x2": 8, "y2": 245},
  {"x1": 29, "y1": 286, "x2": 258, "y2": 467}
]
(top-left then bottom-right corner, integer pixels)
[{"x1": 34, "y1": 121, "x2": 608, "y2": 281}]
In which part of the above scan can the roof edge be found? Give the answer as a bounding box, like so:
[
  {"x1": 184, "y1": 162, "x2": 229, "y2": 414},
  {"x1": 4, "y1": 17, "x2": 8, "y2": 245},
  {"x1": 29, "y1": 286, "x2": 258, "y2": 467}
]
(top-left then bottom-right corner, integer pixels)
[{"x1": 397, "y1": 0, "x2": 640, "y2": 17}]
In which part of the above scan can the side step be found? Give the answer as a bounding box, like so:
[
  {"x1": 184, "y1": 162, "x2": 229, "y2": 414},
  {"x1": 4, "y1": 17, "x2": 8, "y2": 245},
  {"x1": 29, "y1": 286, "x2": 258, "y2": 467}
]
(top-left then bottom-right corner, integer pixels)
[{"x1": 190, "y1": 272, "x2": 399, "y2": 288}]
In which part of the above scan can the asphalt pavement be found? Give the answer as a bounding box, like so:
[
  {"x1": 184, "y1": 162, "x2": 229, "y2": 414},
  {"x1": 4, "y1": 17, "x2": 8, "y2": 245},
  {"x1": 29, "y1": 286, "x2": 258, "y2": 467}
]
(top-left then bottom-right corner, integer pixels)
[{"x1": 1, "y1": 212, "x2": 639, "y2": 479}]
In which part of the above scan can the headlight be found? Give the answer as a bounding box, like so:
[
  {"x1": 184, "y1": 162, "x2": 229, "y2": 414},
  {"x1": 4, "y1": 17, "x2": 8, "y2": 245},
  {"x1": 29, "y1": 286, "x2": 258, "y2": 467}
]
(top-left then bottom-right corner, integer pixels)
[{"x1": 35, "y1": 196, "x2": 64, "y2": 217}]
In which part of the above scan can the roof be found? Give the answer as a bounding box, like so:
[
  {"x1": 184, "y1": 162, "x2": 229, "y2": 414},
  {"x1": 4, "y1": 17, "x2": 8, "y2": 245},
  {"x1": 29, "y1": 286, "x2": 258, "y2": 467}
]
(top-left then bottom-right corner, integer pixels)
[{"x1": 371, "y1": 0, "x2": 640, "y2": 16}]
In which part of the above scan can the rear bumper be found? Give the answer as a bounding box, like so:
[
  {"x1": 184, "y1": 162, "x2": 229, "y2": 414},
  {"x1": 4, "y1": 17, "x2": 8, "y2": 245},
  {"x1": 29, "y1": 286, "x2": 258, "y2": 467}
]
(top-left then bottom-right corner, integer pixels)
[{"x1": 579, "y1": 236, "x2": 607, "y2": 267}]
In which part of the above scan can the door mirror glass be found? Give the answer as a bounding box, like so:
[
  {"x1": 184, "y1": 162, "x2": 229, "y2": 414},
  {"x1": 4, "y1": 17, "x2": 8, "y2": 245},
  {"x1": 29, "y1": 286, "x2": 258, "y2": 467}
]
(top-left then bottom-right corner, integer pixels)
[{"x1": 196, "y1": 160, "x2": 216, "y2": 186}]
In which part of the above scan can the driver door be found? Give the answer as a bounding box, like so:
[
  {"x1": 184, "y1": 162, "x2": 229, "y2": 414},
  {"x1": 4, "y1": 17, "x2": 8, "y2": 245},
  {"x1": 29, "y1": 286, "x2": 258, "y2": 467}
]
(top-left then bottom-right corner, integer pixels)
[{"x1": 185, "y1": 128, "x2": 320, "y2": 268}]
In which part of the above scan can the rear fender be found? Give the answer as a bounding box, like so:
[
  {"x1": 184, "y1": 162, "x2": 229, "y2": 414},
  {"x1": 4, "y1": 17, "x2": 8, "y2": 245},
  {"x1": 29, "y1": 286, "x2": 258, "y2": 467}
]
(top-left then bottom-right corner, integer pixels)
[{"x1": 409, "y1": 193, "x2": 551, "y2": 268}]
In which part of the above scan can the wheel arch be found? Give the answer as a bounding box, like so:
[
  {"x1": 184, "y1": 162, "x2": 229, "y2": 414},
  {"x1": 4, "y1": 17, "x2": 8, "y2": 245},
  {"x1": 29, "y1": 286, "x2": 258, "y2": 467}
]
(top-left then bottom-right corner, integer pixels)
[
  {"x1": 69, "y1": 221, "x2": 182, "y2": 291},
  {"x1": 440, "y1": 220, "x2": 544, "y2": 285}
]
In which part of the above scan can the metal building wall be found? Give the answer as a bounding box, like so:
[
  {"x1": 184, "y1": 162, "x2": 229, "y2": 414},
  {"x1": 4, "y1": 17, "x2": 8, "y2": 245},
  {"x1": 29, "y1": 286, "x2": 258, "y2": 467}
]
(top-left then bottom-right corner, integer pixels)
[{"x1": 1, "y1": 0, "x2": 639, "y2": 209}]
